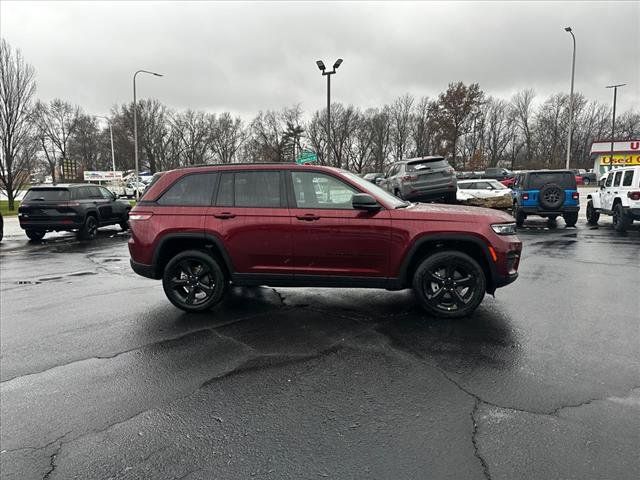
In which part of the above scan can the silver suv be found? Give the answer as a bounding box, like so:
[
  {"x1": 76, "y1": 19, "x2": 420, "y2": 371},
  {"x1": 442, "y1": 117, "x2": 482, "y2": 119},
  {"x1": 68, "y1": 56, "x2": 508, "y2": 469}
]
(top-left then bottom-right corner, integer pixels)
[{"x1": 379, "y1": 156, "x2": 457, "y2": 203}]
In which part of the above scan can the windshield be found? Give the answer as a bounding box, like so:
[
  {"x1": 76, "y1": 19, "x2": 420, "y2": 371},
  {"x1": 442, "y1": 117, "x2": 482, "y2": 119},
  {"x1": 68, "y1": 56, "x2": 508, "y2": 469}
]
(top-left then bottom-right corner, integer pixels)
[
  {"x1": 488, "y1": 180, "x2": 508, "y2": 190},
  {"x1": 342, "y1": 171, "x2": 407, "y2": 208},
  {"x1": 23, "y1": 188, "x2": 70, "y2": 202}
]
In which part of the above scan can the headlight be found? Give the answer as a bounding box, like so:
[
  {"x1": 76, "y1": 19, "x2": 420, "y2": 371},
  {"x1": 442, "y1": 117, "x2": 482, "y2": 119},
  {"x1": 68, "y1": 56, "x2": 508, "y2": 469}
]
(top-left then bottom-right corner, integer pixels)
[{"x1": 491, "y1": 223, "x2": 517, "y2": 235}]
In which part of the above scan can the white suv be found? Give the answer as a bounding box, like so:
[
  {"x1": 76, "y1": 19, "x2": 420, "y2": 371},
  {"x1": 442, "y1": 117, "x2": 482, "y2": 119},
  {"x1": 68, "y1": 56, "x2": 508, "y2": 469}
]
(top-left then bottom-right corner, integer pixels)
[{"x1": 586, "y1": 166, "x2": 640, "y2": 232}]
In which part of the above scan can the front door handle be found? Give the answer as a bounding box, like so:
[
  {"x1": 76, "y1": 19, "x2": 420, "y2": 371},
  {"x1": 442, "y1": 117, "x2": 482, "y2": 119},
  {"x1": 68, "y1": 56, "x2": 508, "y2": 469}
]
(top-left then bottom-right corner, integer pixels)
[
  {"x1": 213, "y1": 212, "x2": 236, "y2": 219},
  {"x1": 296, "y1": 214, "x2": 320, "y2": 221}
]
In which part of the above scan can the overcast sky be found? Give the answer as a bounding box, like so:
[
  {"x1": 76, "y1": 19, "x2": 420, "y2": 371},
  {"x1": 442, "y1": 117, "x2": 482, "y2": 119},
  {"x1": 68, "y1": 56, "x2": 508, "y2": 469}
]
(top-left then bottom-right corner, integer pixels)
[{"x1": 1, "y1": 1, "x2": 638, "y2": 119}]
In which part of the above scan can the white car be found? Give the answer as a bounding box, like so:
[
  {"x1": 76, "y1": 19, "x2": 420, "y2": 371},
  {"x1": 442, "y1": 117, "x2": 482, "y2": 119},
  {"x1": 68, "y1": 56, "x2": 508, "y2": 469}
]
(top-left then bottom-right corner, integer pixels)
[
  {"x1": 457, "y1": 179, "x2": 512, "y2": 202},
  {"x1": 124, "y1": 181, "x2": 146, "y2": 198},
  {"x1": 586, "y1": 166, "x2": 640, "y2": 232}
]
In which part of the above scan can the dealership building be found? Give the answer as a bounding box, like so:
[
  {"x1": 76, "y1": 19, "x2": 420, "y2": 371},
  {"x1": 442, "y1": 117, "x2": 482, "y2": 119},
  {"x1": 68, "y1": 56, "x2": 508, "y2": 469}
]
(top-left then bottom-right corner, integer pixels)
[{"x1": 590, "y1": 140, "x2": 640, "y2": 176}]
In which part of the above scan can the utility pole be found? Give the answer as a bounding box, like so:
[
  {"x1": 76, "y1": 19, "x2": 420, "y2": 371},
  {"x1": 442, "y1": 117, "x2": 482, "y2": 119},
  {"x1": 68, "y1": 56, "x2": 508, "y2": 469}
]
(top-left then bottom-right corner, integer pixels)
[
  {"x1": 315, "y1": 59, "x2": 343, "y2": 166},
  {"x1": 605, "y1": 84, "x2": 626, "y2": 170},
  {"x1": 564, "y1": 27, "x2": 576, "y2": 170}
]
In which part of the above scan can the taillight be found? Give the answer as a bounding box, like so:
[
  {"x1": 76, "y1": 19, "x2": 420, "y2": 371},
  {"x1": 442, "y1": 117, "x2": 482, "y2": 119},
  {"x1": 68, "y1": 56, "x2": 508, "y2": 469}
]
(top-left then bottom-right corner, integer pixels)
[
  {"x1": 522, "y1": 193, "x2": 529, "y2": 201},
  {"x1": 628, "y1": 191, "x2": 640, "y2": 201},
  {"x1": 129, "y1": 213, "x2": 153, "y2": 221},
  {"x1": 572, "y1": 192, "x2": 579, "y2": 201},
  {"x1": 401, "y1": 175, "x2": 418, "y2": 182}
]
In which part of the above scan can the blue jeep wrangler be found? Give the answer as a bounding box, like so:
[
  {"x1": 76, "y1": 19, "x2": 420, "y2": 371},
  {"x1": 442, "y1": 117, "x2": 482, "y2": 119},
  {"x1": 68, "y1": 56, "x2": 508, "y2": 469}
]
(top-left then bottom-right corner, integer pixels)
[{"x1": 512, "y1": 170, "x2": 579, "y2": 227}]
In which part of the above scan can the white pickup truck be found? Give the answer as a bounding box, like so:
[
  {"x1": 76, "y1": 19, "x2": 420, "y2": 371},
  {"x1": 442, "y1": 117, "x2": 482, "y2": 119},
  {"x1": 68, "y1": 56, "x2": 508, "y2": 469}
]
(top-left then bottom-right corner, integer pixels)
[{"x1": 586, "y1": 166, "x2": 640, "y2": 232}]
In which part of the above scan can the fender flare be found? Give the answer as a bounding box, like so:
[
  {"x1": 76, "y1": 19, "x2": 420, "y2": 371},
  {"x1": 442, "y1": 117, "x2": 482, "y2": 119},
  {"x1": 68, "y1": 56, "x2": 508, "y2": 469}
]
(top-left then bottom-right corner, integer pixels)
[{"x1": 152, "y1": 232, "x2": 235, "y2": 275}]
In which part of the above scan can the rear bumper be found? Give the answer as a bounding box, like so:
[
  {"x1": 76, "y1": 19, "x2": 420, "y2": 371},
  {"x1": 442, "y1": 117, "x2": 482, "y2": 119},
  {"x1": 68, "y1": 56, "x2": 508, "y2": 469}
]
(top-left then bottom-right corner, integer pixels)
[
  {"x1": 626, "y1": 207, "x2": 640, "y2": 219},
  {"x1": 18, "y1": 219, "x2": 83, "y2": 230},
  {"x1": 130, "y1": 259, "x2": 157, "y2": 279},
  {"x1": 520, "y1": 206, "x2": 579, "y2": 215}
]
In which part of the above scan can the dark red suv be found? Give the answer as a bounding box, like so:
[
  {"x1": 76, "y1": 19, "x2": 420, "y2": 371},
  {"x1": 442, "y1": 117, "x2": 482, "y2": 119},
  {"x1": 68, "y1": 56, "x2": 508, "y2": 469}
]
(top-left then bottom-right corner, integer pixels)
[{"x1": 129, "y1": 164, "x2": 522, "y2": 318}]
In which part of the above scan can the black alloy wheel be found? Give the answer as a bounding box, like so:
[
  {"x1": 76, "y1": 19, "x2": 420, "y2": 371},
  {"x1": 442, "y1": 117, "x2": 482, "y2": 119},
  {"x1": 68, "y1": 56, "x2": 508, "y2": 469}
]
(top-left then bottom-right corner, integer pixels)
[
  {"x1": 586, "y1": 200, "x2": 599, "y2": 226},
  {"x1": 613, "y1": 203, "x2": 630, "y2": 233},
  {"x1": 78, "y1": 215, "x2": 98, "y2": 240},
  {"x1": 162, "y1": 250, "x2": 226, "y2": 312},
  {"x1": 413, "y1": 251, "x2": 486, "y2": 319},
  {"x1": 563, "y1": 212, "x2": 578, "y2": 227},
  {"x1": 26, "y1": 229, "x2": 46, "y2": 241}
]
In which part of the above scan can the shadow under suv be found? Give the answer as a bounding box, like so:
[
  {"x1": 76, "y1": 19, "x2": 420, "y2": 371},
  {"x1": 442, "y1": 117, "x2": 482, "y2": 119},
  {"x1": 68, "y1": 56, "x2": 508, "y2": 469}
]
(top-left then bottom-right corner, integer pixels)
[
  {"x1": 128, "y1": 164, "x2": 521, "y2": 319},
  {"x1": 378, "y1": 156, "x2": 457, "y2": 203}
]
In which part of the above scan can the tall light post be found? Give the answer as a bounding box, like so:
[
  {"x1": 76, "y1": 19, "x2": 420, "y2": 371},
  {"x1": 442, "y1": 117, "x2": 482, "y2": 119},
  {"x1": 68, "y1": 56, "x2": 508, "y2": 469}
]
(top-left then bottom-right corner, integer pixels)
[
  {"x1": 564, "y1": 27, "x2": 576, "y2": 170},
  {"x1": 97, "y1": 115, "x2": 116, "y2": 178},
  {"x1": 315, "y1": 59, "x2": 343, "y2": 166},
  {"x1": 605, "y1": 83, "x2": 626, "y2": 170},
  {"x1": 133, "y1": 69, "x2": 162, "y2": 199}
]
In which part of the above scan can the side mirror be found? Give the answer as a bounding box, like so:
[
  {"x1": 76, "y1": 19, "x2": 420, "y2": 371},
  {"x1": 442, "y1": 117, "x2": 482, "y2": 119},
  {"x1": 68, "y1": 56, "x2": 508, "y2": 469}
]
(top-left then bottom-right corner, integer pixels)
[{"x1": 352, "y1": 193, "x2": 381, "y2": 211}]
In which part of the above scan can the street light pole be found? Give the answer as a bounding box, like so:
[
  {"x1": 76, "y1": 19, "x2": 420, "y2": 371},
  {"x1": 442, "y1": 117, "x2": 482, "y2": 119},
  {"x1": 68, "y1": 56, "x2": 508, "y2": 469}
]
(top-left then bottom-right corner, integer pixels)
[
  {"x1": 315, "y1": 59, "x2": 343, "y2": 166},
  {"x1": 97, "y1": 116, "x2": 116, "y2": 177},
  {"x1": 564, "y1": 27, "x2": 576, "y2": 170},
  {"x1": 605, "y1": 83, "x2": 626, "y2": 170},
  {"x1": 133, "y1": 69, "x2": 163, "y2": 199}
]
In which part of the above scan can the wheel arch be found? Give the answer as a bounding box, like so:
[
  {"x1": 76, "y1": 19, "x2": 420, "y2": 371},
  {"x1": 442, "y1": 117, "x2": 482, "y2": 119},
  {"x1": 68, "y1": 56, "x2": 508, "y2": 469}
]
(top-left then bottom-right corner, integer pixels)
[
  {"x1": 399, "y1": 234, "x2": 497, "y2": 294},
  {"x1": 152, "y1": 233, "x2": 234, "y2": 279}
]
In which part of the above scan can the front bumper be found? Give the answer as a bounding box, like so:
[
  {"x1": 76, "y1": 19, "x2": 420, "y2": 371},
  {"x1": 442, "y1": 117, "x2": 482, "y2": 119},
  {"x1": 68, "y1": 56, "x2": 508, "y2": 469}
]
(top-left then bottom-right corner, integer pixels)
[{"x1": 130, "y1": 259, "x2": 157, "y2": 279}]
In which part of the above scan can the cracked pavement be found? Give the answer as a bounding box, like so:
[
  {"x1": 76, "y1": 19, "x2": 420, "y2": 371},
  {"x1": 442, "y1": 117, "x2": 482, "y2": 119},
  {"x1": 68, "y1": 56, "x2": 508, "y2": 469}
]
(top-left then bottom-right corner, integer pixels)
[{"x1": 1, "y1": 219, "x2": 639, "y2": 479}]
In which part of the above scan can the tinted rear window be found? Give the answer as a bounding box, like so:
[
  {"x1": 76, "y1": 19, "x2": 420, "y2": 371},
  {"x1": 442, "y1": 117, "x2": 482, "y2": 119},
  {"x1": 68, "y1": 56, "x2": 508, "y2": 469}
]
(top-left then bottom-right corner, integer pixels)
[
  {"x1": 23, "y1": 189, "x2": 70, "y2": 202},
  {"x1": 158, "y1": 173, "x2": 218, "y2": 206},
  {"x1": 406, "y1": 159, "x2": 449, "y2": 172},
  {"x1": 527, "y1": 172, "x2": 576, "y2": 189}
]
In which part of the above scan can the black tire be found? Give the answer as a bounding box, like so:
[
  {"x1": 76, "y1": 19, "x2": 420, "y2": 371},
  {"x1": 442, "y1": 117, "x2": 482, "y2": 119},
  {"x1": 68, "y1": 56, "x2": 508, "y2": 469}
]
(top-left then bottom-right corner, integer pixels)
[
  {"x1": 412, "y1": 250, "x2": 486, "y2": 319},
  {"x1": 443, "y1": 192, "x2": 457, "y2": 204},
  {"x1": 26, "y1": 229, "x2": 45, "y2": 241},
  {"x1": 586, "y1": 200, "x2": 599, "y2": 226},
  {"x1": 563, "y1": 212, "x2": 578, "y2": 227},
  {"x1": 539, "y1": 183, "x2": 565, "y2": 210},
  {"x1": 78, "y1": 215, "x2": 98, "y2": 240},
  {"x1": 613, "y1": 203, "x2": 631, "y2": 233},
  {"x1": 514, "y1": 205, "x2": 526, "y2": 227},
  {"x1": 546, "y1": 216, "x2": 558, "y2": 229},
  {"x1": 120, "y1": 210, "x2": 130, "y2": 231},
  {"x1": 162, "y1": 250, "x2": 226, "y2": 312}
]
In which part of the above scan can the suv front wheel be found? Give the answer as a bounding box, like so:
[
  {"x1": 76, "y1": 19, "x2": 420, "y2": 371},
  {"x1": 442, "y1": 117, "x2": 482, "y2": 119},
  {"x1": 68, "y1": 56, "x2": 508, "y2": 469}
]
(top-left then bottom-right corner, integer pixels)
[
  {"x1": 162, "y1": 250, "x2": 226, "y2": 312},
  {"x1": 412, "y1": 250, "x2": 486, "y2": 319}
]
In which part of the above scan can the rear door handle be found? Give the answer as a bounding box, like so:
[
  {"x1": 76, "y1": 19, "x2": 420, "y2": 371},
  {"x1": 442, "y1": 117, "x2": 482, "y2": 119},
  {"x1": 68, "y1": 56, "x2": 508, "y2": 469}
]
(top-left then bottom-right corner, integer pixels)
[
  {"x1": 296, "y1": 214, "x2": 320, "y2": 221},
  {"x1": 213, "y1": 212, "x2": 236, "y2": 219}
]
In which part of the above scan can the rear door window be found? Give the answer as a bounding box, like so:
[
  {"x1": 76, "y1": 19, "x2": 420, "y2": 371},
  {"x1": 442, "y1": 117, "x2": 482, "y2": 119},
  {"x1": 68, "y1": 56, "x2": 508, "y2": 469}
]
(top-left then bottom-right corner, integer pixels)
[
  {"x1": 622, "y1": 170, "x2": 634, "y2": 187},
  {"x1": 234, "y1": 171, "x2": 282, "y2": 208},
  {"x1": 23, "y1": 189, "x2": 70, "y2": 202},
  {"x1": 158, "y1": 173, "x2": 218, "y2": 206}
]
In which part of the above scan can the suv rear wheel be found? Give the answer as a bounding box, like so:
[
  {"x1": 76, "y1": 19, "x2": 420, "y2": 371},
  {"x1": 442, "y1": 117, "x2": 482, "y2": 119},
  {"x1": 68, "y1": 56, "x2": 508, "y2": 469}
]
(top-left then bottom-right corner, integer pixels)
[
  {"x1": 412, "y1": 250, "x2": 486, "y2": 319},
  {"x1": 613, "y1": 203, "x2": 631, "y2": 233},
  {"x1": 26, "y1": 229, "x2": 45, "y2": 241},
  {"x1": 78, "y1": 215, "x2": 98, "y2": 240},
  {"x1": 563, "y1": 212, "x2": 578, "y2": 227},
  {"x1": 162, "y1": 250, "x2": 226, "y2": 312}
]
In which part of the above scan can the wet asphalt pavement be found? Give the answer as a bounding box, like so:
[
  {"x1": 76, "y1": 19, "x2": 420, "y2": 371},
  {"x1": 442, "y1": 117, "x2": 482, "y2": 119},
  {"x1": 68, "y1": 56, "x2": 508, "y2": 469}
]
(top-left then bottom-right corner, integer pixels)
[{"x1": 1, "y1": 215, "x2": 639, "y2": 480}]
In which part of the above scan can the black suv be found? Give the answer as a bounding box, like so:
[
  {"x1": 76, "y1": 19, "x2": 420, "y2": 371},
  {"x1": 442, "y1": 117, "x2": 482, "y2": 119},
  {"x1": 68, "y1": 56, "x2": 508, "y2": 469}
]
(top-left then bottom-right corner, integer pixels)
[
  {"x1": 18, "y1": 184, "x2": 131, "y2": 241},
  {"x1": 511, "y1": 170, "x2": 580, "y2": 227}
]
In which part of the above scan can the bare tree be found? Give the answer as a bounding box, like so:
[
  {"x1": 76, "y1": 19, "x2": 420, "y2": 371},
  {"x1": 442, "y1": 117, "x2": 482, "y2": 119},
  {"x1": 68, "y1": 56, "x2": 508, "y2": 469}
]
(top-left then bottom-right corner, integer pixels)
[
  {"x1": 511, "y1": 89, "x2": 536, "y2": 166},
  {"x1": 171, "y1": 109, "x2": 211, "y2": 165},
  {"x1": 69, "y1": 114, "x2": 101, "y2": 171},
  {"x1": 349, "y1": 111, "x2": 375, "y2": 173},
  {"x1": 306, "y1": 110, "x2": 327, "y2": 165},
  {"x1": 390, "y1": 94, "x2": 414, "y2": 161},
  {"x1": 34, "y1": 99, "x2": 80, "y2": 180},
  {"x1": 368, "y1": 107, "x2": 392, "y2": 172},
  {"x1": 411, "y1": 97, "x2": 437, "y2": 157},
  {"x1": 483, "y1": 97, "x2": 511, "y2": 167},
  {"x1": 209, "y1": 112, "x2": 245, "y2": 164},
  {"x1": 0, "y1": 39, "x2": 37, "y2": 209},
  {"x1": 328, "y1": 103, "x2": 359, "y2": 169}
]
